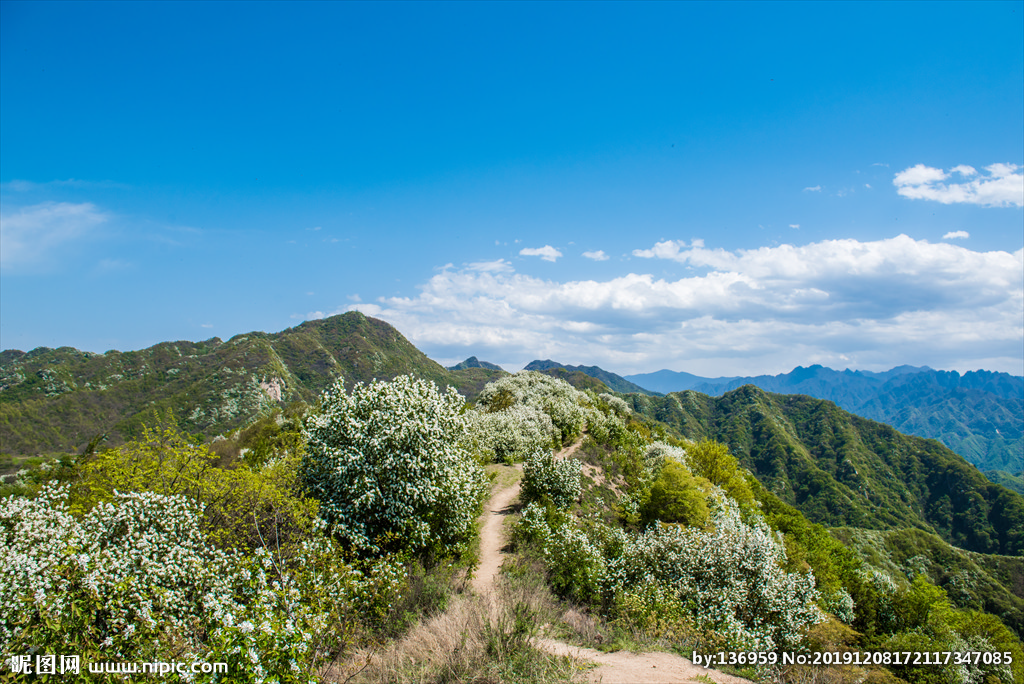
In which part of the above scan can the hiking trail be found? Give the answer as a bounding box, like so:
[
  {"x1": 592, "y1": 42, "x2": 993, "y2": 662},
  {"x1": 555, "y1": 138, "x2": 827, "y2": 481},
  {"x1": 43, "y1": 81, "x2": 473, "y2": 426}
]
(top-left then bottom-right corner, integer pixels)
[{"x1": 474, "y1": 437, "x2": 753, "y2": 684}]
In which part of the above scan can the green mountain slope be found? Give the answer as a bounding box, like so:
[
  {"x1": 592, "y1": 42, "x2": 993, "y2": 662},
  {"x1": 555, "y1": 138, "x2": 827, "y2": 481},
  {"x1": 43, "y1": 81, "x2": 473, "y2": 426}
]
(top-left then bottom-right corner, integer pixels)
[
  {"x1": 625, "y1": 386, "x2": 1024, "y2": 556},
  {"x1": 447, "y1": 356, "x2": 504, "y2": 371},
  {"x1": 0, "y1": 312, "x2": 503, "y2": 456},
  {"x1": 625, "y1": 364, "x2": 1023, "y2": 477}
]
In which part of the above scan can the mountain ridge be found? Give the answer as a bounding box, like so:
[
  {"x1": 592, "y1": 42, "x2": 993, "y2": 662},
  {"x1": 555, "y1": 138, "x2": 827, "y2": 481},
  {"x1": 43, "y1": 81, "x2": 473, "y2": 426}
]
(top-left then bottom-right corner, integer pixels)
[
  {"x1": 0, "y1": 312, "x2": 504, "y2": 456},
  {"x1": 524, "y1": 359, "x2": 659, "y2": 395},
  {"x1": 625, "y1": 364, "x2": 1023, "y2": 476}
]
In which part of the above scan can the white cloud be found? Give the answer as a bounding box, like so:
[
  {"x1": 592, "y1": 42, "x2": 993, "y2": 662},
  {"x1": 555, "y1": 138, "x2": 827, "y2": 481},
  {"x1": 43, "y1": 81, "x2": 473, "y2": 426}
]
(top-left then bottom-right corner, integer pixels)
[
  {"x1": 789, "y1": 224, "x2": 800, "y2": 229},
  {"x1": 583, "y1": 250, "x2": 609, "y2": 261},
  {"x1": 519, "y1": 245, "x2": 563, "y2": 262},
  {"x1": 803, "y1": 185, "x2": 821, "y2": 192},
  {"x1": 467, "y1": 258, "x2": 515, "y2": 272},
  {"x1": 893, "y1": 163, "x2": 1023, "y2": 207},
  {"x1": 200, "y1": 323, "x2": 214, "y2": 329},
  {"x1": 339, "y1": 237, "x2": 1023, "y2": 375},
  {"x1": 943, "y1": 231, "x2": 970, "y2": 240},
  {"x1": 0, "y1": 202, "x2": 109, "y2": 270}
]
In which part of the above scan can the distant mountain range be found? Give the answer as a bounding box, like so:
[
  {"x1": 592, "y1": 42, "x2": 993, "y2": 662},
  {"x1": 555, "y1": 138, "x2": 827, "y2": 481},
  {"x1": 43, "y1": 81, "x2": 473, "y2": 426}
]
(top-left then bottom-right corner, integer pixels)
[
  {"x1": 524, "y1": 360, "x2": 659, "y2": 395},
  {"x1": 0, "y1": 312, "x2": 503, "y2": 456},
  {"x1": 624, "y1": 364, "x2": 1023, "y2": 479}
]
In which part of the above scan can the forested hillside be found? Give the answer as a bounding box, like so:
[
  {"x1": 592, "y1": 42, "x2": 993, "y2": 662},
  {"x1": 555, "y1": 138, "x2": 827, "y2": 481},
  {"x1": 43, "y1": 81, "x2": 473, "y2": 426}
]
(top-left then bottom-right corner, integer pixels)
[
  {"x1": 0, "y1": 312, "x2": 502, "y2": 457},
  {"x1": 625, "y1": 364, "x2": 1023, "y2": 478},
  {"x1": 624, "y1": 387, "x2": 1024, "y2": 557}
]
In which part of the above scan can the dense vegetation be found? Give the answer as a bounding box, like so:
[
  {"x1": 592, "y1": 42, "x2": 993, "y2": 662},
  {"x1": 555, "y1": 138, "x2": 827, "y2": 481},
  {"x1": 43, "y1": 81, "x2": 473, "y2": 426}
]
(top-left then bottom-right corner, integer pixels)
[
  {"x1": 3, "y1": 317, "x2": 1022, "y2": 683},
  {"x1": 0, "y1": 312, "x2": 503, "y2": 458},
  {"x1": 624, "y1": 364, "x2": 1023, "y2": 477},
  {"x1": 2, "y1": 369, "x2": 1022, "y2": 682},
  {"x1": 492, "y1": 372, "x2": 1022, "y2": 683},
  {"x1": 622, "y1": 387, "x2": 1024, "y2": 556}
]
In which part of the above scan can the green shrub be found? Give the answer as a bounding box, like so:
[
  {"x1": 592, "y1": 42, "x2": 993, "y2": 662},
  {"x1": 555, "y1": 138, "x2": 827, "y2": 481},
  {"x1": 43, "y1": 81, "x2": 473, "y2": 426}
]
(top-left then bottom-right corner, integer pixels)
[
  {"x1": 521, "y1": 450, "x2": 582, "y2": 510},
  {"x1": 302, "y1": 375, "x2": 488, "y2": 556},
  {"x1": 685, "y1": 439, "x2": 755, "y2": 507},
  {"x1": 640, "y1": 458, "x2": 712, "y2": 527}
]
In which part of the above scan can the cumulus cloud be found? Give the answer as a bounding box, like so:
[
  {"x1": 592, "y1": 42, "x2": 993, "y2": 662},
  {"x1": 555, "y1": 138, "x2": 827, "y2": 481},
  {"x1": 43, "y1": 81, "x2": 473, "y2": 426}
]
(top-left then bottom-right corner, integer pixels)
[
  {"x1": 583, "y1": 250, "x2": 609, "y2": 261},
  {"x1": 943, "y1": 231, "x2": 970, "y2": 240},
  {"x1": 0, "y1": 202, "x2": 108, "y2": 270},
  {"x1": 519, "y1": 245, "x2": 563, "y2": 262},
  {"x1": 893, "y1": 163, "x2": 1023, "y2": 207},
  {"x1": 339, "y1": 237, "x2": 1023, "y2": 375}
]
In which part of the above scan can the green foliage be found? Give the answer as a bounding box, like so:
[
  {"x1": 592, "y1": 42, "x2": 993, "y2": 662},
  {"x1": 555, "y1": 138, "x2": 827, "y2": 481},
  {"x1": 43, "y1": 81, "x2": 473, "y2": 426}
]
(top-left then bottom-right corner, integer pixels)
[
  {"x1": 640, "y1": 458, "x2": 711, "y2": 528},
  {"x1": 879, "y1": 576, "x2": 1023, "y2": 684},
  {"x1": 302, "y1": 375, "x2": 488, "y2": 556},
  {"x1": 521, "y1": 450, "x2": 582, "y2": 510},
  {"x1": 684, "y1": 439, "x2": 755, "y2": 507},
  {"x1": 628, "y1": 387, "x2": 1024, "y2": 556},
  {"x1": 64, "y1": 423, "x2": 321, "y2": 557}
]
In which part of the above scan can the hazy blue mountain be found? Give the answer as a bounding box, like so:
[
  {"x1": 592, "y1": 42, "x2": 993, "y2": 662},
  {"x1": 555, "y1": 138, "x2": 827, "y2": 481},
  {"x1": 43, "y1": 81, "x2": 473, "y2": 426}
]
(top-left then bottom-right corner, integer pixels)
[{"x1": 620, "y1": 368, "x2": 737, "y2": 393}]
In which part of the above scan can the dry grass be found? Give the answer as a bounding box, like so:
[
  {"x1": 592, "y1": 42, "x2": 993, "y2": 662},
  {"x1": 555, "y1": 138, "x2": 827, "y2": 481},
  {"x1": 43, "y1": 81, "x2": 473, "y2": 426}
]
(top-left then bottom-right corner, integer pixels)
[
  {"x1": 323, "y1": 571, "x2": 585, "y2": 684},
  {"x1": 485, "y1": 463, "x2": 523, "y2": 491}
]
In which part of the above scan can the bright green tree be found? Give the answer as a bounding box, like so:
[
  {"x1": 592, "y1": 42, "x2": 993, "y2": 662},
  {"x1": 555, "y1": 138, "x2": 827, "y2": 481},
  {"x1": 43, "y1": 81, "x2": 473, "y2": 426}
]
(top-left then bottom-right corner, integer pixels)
[
  {"x1": 640, "y1": 458, "x2": 711, "y2": 527},
  {"x1": 685, "y1": 439, "x2": 754, "y2": 506}
]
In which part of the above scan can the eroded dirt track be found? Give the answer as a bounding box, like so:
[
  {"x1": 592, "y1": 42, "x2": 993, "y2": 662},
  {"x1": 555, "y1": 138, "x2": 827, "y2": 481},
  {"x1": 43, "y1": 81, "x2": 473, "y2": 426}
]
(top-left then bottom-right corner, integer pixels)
[{"x1": 475, "y1": 438, "x2": 753, "y2": 684}]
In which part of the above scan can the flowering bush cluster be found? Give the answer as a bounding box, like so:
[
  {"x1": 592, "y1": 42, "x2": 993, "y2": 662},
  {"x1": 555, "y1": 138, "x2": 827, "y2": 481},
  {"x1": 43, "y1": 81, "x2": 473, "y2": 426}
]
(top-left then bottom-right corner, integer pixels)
[
  {"x1": 516, "y1": 493, "x2": 823, "y2": 651},
  {"x1": 521, "y1": 450, "x2": 582, "y2": 510},
  {"x1": 302, "y1": 375, "x2": 488, "y2": 555},
  {"x1": 465, "y1": 403, "x2": 558, "y2": 464},
  {"x1": 608, "y1": 499, "x2": 824, "y2": 651},
  {"x1": 475, "y1": 372, "x2": 591, "y2": 445},
  {"x1": 1, "y1": 483, "x2": 407, "y2": 682},
  {"x1": 598, "y1": 393, "x2": 631, "y2": 418}
]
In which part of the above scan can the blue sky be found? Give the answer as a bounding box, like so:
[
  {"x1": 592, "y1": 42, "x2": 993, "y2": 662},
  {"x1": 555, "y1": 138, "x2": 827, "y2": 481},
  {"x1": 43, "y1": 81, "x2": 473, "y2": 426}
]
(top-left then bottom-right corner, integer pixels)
[{"x1": 2, "y1": 1, "x2": 1022, "y2": 376}]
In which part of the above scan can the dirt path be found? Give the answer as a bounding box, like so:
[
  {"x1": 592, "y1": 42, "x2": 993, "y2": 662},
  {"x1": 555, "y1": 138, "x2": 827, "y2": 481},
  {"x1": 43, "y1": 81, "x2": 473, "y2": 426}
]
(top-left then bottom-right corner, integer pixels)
[
  {"x1": 471, "y1": 467, "x2": 521, "y2": 597},
  {"x1": 474, "y1": 437, "x2": 754, "y2": 684}
]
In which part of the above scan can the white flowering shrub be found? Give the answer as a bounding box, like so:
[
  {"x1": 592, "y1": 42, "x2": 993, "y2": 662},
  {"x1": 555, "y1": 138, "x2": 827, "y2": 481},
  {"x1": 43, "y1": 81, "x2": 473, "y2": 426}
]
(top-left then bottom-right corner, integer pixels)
[
  {"x1": 476, "y1": 371, "x2": 589, "y2": 445},
  {"x1": 606, "y1": 498, "x2": 823, "y2": 651},
  {"x1": 521, "y1": 450, "x2": 582, "y2": 510},
  {"x1": 598, "y1": 393, "x2": 631, "y2": 417},
  {"x1": 542, "y1": 519, "x2": 608, "y2": 606},
  {"x1": 0, "y1": 486, "x2": 327, "y2": 682},
  {"x1": 642, "y1": 441, "x2": 689, "y2": 477},
  {"x1": 819, "y1": 586, "x2": 856, "y2": 624},
  {"x1": 1, "y1": 484, "x2": 406, "y2": 681},
  {"x1": 302, "y1": 375, "x2": 488, "y2": 556},
  {"x1": 543, "y1": 396, "x2": 588, "y2": 445},
  {"x1": 513, "y1": 501, "x2": 553, "y2": 546},
  {"x1": 465, "y1": 403, "x2": 558, "y2": 464}
]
